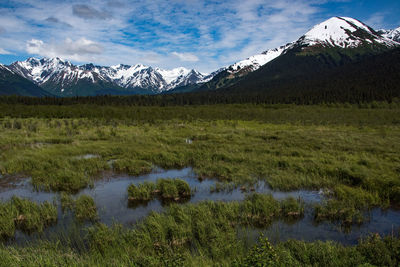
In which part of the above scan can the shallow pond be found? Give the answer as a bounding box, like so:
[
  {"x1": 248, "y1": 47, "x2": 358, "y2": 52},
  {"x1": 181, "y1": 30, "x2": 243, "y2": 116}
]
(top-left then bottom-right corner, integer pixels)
[{"x1": 1, "y1": 167, "x2": 399, "y2": 245}]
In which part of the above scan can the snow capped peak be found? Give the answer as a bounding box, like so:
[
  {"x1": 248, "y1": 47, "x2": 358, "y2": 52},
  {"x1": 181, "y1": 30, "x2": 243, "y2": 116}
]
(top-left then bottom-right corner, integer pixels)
[
  {"x1": 379, "y1": 27, "x2": 400, "y2": 43},
  {"x1": 8, "y1": 57, "x2": 211, "y2": 94},
  {"x1": 300, "y1": 16, "x2": 397, "y2": 48},
  {"x1": 156, "y1": 67, "x2": 191, "y2": 83}
]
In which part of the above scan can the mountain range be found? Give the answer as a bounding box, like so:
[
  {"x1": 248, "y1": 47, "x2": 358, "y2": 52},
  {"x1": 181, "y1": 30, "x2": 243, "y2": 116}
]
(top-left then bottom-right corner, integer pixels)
[
  {"x1": 7, "y1": 58, "x2": 213, "y2": 96},
  {"x1": 1, "y1": 16, "x2": 400, "y2": 98}
]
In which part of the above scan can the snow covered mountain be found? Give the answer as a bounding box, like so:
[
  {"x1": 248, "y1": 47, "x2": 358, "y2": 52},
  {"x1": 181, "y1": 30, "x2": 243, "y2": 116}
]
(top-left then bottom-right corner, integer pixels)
[
  {"x1": 222, "y1": 17, "x2": 398, "y2": 78},
  {"x1": 378, "y1": 27, "x2": 400, "y2": 43},
  {"x1": 8, "y1": 58, "x2": 210, "y2": 96},
  {"x1": 197, "y1": 16, "x2": 399, "y2": 92},
  {"x1": 296, "y1": 17, "x2": 398, "y2": 48},
  {"x1": 234, "y1": 17, "x2": 398, "y2": 71}
]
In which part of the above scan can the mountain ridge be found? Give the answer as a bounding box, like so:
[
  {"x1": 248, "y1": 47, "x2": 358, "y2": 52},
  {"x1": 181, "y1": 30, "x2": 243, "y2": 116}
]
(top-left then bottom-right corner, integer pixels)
[{"x1": 8, "y1": 57, "x2": 211, "y2": 96}]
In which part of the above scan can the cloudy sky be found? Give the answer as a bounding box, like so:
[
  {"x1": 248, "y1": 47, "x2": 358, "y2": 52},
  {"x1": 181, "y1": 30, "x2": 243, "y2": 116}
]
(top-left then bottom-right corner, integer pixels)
[{"x1": 0, "y1": 0, "x2": 399, "y2": 72}]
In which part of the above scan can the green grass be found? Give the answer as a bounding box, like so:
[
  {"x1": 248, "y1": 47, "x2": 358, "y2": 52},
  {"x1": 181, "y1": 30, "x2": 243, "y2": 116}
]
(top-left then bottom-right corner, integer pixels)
[
  {"x1": 60, "y1": 192, "x2": 74, "y2": 212},
  {"x1": 314, "y1": 184, "x2": 384, "y2": 226},
  {"x1": 239, "y1": 194, "x2": 304, "y2": 226},
  {"x1": 128, "y1": 179, "x2": 192, "y2": 204},
  {"x1": 0, "y1": 197, "x2": 57, "y2": 239},
  {"x1": 74, "y1": 195, "x2": 98, "y2": 222},
  {"x1": 127, "y1": 182, "x2": 156, "y2": 201},
  {"x1": 0, "y1": 202, "x2": 17, "y2": 240},
  {"x1": 156, "y1": 179, "x2": 192, "y2": 200}
]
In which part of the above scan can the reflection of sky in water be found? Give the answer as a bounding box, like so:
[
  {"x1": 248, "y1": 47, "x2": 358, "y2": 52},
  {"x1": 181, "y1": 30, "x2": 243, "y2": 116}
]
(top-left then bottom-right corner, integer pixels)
[{"x1": 1, "y1": 167, "x2": 399, "y2": 245}]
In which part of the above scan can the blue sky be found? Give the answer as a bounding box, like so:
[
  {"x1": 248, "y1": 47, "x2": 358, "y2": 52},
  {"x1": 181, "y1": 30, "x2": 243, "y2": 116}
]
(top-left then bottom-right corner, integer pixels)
[{"x1": 0, "y1": 0, "x2": 399, "y2": 72}]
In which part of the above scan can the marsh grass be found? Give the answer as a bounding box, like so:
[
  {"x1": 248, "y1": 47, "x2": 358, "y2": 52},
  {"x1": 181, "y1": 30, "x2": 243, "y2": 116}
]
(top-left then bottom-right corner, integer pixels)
[
  {"x1": 74, "y1": 195, "x2": 98, "y2": 222},
  {"x1": 0, "y1": 202, "x2": 17, "y2": 240},
  {"x1": 60, "y1": 192, "x2": 74, "y2": 212},
  {"x1": 11, "y1": 196, "x2": 57, "y2": 233},
  {"x1": 240, "y1": 194, "x2": 304, "y2": 226},
  {"x1": 156, "y1": 178, "x2": 191, "y2": 200},
  {"x1": 314, "y1": 185, "x2": 383, "y2": 225},
  {"x1": 128, "y1": 179, "x2": 192, "y2": 205},
  {"x1": 0, "y1": 197, "x2": 57, "y2": 239}
]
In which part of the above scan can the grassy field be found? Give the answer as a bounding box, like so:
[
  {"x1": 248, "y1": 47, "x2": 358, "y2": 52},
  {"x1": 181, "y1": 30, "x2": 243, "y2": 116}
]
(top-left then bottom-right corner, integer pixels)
[{"x1": 0, "y1": 103, "x2": 399, "y2": 265}]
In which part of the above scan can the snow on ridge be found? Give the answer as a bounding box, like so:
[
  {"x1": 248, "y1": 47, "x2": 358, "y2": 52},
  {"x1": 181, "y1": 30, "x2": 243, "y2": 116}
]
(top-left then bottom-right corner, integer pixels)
[
  {"x1": 228, "y1": 47, "x2": 286, "y2": 74},
  {"x1": 301, "y1": 16, "x2": 397, "y2": 48},
  {"x1": 380, "y1": 27, "x2": 400, "y2": 43},
  {"x1": 339, "y1": 17, "x2": 372, "y2": 33},
  {"x1": 8, "y1": 57, "x2": 209, "y2": 92},
  {"x1": 0, "y1": 63, "x2": 13, "y2": 74},
  {"x1": 156, "y1": 67, "x2": 192, "y2": 83}
]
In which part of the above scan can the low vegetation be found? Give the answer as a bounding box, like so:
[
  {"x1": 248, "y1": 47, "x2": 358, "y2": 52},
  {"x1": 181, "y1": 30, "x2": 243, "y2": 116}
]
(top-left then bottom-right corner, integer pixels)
[
  {"x1": 314, "y1": 185, "x2": 383, "y2": 226},
  {"x1": 0, "y1": 197, "x2": 57, "y2": 239},
  {"x1": 73, "y1": 195, "x2": 98, "y2": 222},
  {"x1": 60, "y1": 193, "x2": 98, "y2": 222},
  {"x1": 128, "y1": 179, "x2": 192, "y2": 205}
]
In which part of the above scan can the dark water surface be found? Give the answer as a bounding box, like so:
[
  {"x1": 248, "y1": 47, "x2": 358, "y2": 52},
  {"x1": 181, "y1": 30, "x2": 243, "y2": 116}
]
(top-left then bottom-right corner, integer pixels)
[{"x1": 1, "y1": 167, "x2": 399, "y2": 245}]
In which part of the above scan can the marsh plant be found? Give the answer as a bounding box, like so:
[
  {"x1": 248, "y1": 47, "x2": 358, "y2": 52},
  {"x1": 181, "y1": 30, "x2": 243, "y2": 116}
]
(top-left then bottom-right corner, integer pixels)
[
  {"x1": 60, "y1": 193, "x2": 98, "y2": 222},
  {"x1": 74, "y1": 195, "x2": 98, "y2": 222},
  {"x1": 0, "y1": 197, "x2": 57, "y2": 239},
  {"x1": 127, "y1": 178, "x2": 192, "y2": 205}
]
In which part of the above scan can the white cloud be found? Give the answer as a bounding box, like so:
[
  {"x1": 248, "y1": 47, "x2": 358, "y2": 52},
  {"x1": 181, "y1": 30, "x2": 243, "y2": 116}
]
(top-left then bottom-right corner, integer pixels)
[
  {"x1": 171, "y1": 52, "x2": 199, "y2": 62},
  {"x1": 26, "y1": 38, "x2": 103, "y2": 61},
  {"x1": 0, "y1": 48, "x2": 12, "y2": 55}
]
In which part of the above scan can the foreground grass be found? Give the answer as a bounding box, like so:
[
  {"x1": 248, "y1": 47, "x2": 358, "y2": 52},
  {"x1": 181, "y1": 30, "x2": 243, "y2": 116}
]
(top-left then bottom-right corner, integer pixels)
[{"x1": 0, "y1": 197, "x2": 398, "y2": 266}]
